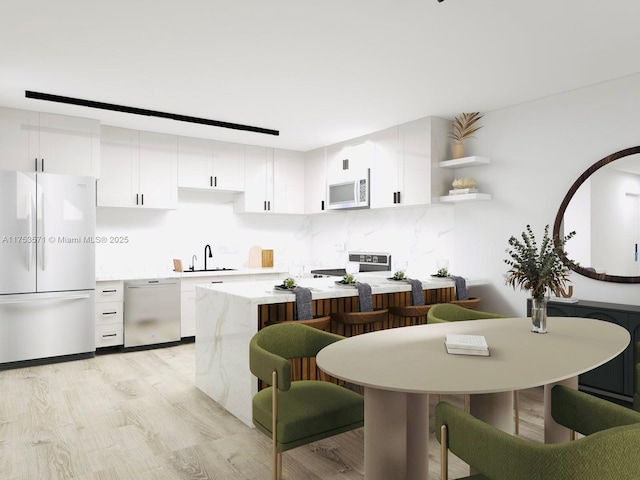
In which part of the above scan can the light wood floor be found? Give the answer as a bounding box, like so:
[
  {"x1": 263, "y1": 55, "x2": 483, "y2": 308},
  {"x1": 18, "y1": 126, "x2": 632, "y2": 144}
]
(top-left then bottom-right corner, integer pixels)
[{"x1": 0, "y1": 342, "x2": 545, "y2": 480}]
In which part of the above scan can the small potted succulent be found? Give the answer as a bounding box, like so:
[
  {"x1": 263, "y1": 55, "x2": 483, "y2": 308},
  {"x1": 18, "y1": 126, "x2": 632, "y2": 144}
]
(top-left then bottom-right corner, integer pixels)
[{"x1": 282, "y1": 277, "x2": 297, "y2": 289}]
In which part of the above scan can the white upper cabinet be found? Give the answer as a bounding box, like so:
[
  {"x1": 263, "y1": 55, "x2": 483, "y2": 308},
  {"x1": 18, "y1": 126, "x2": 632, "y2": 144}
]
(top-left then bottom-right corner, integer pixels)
[
  {"x1": 370, "y1": 127, "x2": 400, "y2": 209},
  {"x1": 326, "y1": 139, "x2": 372, "y2": 184},
  {"x1": 236, "y1": 145, "x2": 270, "y2": 212},
  {"x1": 0, "y1": 106, "x2": 99, "y2": 177},
  {"x1": 177, "y1": 136, "x2": 244, "y2": 192},
  {"x1": 304, "y1": 147, "x2": 327, "y2": 214},
  {"x1": 235, "y1": 146, "x2": 304, "y2": 214},
  {"x1": 370, "y1": 117, "x2": 452, "y2": 209},
  {"x1": 97, "y1": 126, "x2": 178, "y2": 209},
  {"x1": 138, "y1": 131, "x2": 178, "y2": 208},
  {"x1": 212, "y1": 140, "x2": 245, "y2": 191},
  {"x1": 273, "y1": 148, "x2": 304, "y2": 214}
]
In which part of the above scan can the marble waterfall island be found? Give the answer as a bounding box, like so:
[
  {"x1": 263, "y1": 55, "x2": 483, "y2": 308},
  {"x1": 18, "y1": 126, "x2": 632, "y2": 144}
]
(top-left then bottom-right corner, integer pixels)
[{"x1": 194, "y1": 275, "x2": 478, "y2": 426}]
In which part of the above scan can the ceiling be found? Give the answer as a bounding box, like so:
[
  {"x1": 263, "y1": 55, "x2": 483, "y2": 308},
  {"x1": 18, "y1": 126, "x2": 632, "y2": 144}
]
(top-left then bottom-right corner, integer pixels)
[{"x1": 2, "y1": 0, "x2": 640, "y2": 152}]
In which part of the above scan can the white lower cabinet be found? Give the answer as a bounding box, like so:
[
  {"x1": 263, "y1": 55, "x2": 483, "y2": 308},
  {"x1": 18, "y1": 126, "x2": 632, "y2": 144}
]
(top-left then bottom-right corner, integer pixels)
[{"x1": 95, "y1": 281, "x2": 124, "y2": 347}]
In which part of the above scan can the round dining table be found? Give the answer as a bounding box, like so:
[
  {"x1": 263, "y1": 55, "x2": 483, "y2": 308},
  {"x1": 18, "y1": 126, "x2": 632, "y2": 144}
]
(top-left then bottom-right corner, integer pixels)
[{"x1": 316, "y1": 316, "x2": 630, "y2": 480}]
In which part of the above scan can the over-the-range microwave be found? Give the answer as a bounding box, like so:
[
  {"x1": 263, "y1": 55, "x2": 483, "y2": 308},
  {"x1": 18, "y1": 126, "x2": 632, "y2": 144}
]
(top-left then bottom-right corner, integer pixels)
[{"x1": 326, "y1": 168, "x2": 370, "y2": 210}]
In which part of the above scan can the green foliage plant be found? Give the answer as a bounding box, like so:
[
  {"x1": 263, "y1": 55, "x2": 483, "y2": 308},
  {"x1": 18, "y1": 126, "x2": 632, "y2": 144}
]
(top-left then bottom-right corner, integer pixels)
[{"x1": 504, "y1": 225, "x2": 575, "y2": 300}]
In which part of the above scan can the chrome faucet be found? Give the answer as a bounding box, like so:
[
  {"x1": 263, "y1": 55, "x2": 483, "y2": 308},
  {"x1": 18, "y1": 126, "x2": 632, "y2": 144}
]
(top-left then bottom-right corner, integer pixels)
[
  {"x1": 190, "y1": 254, "x2": 197, "y2": 271},
  {"x1": 204, "y1": 244, "x2": 213, "y2": 270}
]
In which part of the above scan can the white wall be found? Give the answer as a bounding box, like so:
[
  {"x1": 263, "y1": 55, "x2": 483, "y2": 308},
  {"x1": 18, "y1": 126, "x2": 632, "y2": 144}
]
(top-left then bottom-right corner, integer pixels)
[{"x1": 454, "y1": 73, "x2": 640, "y2": 314}]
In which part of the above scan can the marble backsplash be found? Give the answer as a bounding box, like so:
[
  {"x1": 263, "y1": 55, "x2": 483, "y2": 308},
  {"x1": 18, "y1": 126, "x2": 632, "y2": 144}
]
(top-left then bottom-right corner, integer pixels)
[{"x1": 96, "y1": 188, "x2": 455, "y2": 279}]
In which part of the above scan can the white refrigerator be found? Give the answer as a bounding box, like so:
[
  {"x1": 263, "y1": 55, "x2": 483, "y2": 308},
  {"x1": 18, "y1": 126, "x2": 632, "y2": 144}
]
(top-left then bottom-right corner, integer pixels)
[{"x1": 0, "y1": 171, "x2": 96, "y2": 365}]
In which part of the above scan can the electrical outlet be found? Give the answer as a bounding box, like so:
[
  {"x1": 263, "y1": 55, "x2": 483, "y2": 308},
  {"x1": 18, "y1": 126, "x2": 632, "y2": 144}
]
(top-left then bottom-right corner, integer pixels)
[{"x1": 334, "y1": 242, "x2": 345, "y2": 251}]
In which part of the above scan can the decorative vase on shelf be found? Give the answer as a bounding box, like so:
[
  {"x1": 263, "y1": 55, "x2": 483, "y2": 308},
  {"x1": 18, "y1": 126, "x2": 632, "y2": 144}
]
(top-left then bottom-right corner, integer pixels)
[
  {"x1": 530, "y1": 297, "x2": 548, "y2": 334},
  {"x1": 452, "y1": 140, "x2": 465, "y2": 159}
]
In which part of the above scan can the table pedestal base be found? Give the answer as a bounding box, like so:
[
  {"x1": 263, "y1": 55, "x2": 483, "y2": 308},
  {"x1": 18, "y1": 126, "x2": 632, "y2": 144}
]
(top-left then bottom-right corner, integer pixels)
[
  {"x1": 469, "y1": 391, "x2": 515, "y2": 433},
  {"x1": 364, "y1": 388, "x2": 429, "y2": 480},
  {"x1": 544, "y1": 376, "x2": 578, "y2": 443}
]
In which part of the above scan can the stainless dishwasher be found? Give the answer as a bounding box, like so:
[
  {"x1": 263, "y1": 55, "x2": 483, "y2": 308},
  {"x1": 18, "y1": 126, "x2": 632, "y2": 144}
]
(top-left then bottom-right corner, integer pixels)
[{"x1": 124, "y1": 279, "x2": 180, "y2": 348}]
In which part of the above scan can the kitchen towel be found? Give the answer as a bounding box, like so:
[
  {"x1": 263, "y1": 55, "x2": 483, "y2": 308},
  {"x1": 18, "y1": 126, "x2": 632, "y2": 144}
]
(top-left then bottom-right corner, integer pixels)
[
  {"x1": 407, "y1": 278, "x2": 425, "y2": 306},
  {"x1": 355, "y1": 282, "x2": 373, "y2": 312},
  {"x1": 293, "y1": 286, "x2": 313, "y2": 320},
  {"x1": 450, "y1": 275, "x2": 469, "y2": 300}
]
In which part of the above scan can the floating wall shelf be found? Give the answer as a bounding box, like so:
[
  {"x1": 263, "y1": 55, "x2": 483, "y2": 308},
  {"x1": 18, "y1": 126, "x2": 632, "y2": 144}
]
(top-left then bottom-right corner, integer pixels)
[
  {"x1": 439, "y1": 156, "x2": 491, "y2": 169},
  {"x1": 439, "y1": 193, "x2": 492, "y2": 203}
]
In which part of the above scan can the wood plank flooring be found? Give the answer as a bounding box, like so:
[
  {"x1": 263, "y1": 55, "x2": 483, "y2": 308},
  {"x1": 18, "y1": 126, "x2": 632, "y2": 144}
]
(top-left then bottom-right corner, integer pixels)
[{"x1": 0, "y1": 343, "x2": 545, "y2": 479}]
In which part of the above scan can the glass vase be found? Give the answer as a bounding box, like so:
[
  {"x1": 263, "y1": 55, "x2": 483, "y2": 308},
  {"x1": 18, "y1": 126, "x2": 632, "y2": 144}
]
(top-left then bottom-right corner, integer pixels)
[{"x1": 531, "y1": 297, "x2": 548, "y2": 334}]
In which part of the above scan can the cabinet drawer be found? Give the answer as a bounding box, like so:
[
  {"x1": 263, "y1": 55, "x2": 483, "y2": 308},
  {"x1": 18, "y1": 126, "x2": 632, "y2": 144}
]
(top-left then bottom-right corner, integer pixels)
[
  {"x1": 95, "y1": 301, "x2": 123, "y2": 326},
  {"x1": 96, "y1": 281, "x2": 124, "y2": 302},
  {"x1": 95, "y1": 323, "x2": 123, "y2": 348}
]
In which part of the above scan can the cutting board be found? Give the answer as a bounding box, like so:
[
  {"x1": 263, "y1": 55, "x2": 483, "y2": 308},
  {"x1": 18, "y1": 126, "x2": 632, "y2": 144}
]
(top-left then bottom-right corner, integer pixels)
[
  {"x1": 262, "y1": 249, "x2": 274, "y2": 267},
  {"x1": 248, "y1": 245, "x2": 262, "y2": 268}
]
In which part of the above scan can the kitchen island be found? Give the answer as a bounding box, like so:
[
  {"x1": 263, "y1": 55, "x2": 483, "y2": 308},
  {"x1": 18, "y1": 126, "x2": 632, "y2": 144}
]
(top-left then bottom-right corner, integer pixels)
[{"x1": 195, "y1": 274, "x2": 484, "y2": 426}]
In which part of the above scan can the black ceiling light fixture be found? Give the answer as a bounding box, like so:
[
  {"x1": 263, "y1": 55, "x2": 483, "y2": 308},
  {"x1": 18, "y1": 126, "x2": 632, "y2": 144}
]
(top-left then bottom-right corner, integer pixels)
[{"x1": 25, "y1": 90, "x2": 279, "y2": 136}]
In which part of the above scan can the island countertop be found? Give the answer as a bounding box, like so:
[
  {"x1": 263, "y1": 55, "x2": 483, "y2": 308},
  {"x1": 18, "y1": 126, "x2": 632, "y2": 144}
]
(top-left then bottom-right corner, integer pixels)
[{"x1": 194, "y1": 273, "x2": 487, "y2": 306}]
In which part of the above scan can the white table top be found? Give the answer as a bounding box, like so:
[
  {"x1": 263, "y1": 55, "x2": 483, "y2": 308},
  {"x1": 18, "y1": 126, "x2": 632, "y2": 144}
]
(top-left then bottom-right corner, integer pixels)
[{"x1": 316, "y1": 317, "x2": 630, "y2": 395}]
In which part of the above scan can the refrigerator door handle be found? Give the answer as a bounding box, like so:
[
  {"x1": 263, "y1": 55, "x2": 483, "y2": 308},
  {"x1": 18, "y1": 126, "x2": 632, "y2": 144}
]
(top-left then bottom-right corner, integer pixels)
[
  {"x1": 27, "y1": 194, "x2": 34, "y2": 271},
  {"x1": 40, "y1": 192, "x2": 46, "y2": 271},
  {"x1": 0, "y1": 293, "x2": 91, "y2": 305}
]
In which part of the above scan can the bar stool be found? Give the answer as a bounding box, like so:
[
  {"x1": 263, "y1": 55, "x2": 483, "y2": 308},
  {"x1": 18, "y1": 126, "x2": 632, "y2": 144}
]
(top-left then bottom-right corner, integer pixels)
[
  {"x1": 331, "y1": 309, "x2": 389, "y2": 337},
  {"x1": 266, "y1": 315, "x2": 331, "y2": 331},
  {"x1": 449, "y1": 297, "x2": 482, "y2": 310},
  {"x1": 388, "y1": 304, "x2": 432, "y2": 328}
]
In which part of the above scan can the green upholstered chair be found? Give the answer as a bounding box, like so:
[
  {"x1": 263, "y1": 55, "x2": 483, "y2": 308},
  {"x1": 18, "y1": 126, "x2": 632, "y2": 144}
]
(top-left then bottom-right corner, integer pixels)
[
  {"x1": 249, "y1": 323, "x2": 364, "y2": 480},
  {"x1": 436, "y1": 385, "x2": 640, "y2": 480},
  {"x1": 427, "y1": 303, "x2": 506, "y2": 324}
]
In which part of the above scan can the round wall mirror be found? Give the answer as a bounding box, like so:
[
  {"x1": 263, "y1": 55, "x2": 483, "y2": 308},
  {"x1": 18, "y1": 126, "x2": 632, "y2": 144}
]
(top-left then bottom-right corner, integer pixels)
[{"x1": 554, "y1": 146, "x2": 640, "y2": 283}]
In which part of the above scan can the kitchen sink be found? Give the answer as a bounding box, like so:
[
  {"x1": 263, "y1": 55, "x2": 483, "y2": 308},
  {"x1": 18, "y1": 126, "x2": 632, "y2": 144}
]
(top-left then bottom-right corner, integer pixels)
[{"x1": 183, "y1": 268, "x2": 237, "y2": 273}]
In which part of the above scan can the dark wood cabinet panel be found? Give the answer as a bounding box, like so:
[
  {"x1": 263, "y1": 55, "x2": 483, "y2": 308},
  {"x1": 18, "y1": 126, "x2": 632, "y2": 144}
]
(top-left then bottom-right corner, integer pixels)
[{"x1": 528, "y1": 299, "x2": 639, "y2": 401}]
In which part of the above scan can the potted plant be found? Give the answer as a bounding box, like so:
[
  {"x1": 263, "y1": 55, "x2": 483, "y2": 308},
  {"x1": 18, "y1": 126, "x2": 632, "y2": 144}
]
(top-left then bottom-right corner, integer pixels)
[
  {"x1": 504, "y1": 224, "x2": 575, "y2": 333},
  {"x1": 450, "y1": 112, "x2": 483, "y2": 159}
]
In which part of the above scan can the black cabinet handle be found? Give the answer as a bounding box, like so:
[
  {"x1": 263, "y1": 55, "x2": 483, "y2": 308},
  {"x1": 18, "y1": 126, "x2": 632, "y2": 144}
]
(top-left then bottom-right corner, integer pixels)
[
  {"x1": 268, "y1": 200, "x2": 271, "y2": 211},
  {"x1": 396, "y1": 191, "x2": 401, "y2": 204},
  {"x1": 321, "y1": 200, "x2": 325, "y2": 211},
  {"x1": 210, "y1": 176, "x2": 213, "y2": 187},
  {"x1": 214, "y1": 176, "x2": 217, "y2": 187},
  {"x1": 393, "y1": 192, "x2": 397, "y2": 203},
  {"x1": 263, "y1": 200, "x2": 267, "y2": 211},
  {"x1": 42, "y1": 158, "x2": 44, "y2": 172},
  {"x1": 35, "y1": 158, "x2": 38, "y2": 172},
  {"x1": 136, "y1": 193, "x2": 139, "y2": 205},
  {"x1": 141, "y1": 194, "x2": 144, "y2": 205},
  {"x1": 102, "y1": 333, "x2": 117, "y2": 338}
]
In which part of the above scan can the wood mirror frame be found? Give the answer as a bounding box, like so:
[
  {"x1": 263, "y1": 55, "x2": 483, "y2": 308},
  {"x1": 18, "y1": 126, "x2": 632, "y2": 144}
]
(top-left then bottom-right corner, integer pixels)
[{"x1": 553, "y1": 145, "x2": 640, "y2": 283}]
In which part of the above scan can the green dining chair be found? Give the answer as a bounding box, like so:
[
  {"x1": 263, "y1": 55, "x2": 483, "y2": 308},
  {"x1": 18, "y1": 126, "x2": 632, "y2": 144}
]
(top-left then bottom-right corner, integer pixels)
[
  {"x1": 436, "y1": 385, "x2": 640, "y2": 480},
  {"x1": 427, "y1": 303, "x2": 506, "y2": 324},
  {"x1": 249, "y1": 323, "x2": 364, "y2": 480}
]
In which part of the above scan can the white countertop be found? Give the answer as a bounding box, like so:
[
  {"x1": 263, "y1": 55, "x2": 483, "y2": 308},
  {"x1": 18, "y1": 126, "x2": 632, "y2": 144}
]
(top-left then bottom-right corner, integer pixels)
[
  {"x1": 95, "y1": 267, "x2": 289, "y2": 282},
  {"x1": 196, "y1": 273, "x2": 486, "y2": 306}
]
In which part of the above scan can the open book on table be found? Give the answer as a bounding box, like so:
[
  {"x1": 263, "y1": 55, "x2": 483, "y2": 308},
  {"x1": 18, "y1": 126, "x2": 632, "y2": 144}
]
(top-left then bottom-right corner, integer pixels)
[{"x1": 444, "y1": 333, "x2": 490, "y2": 356}]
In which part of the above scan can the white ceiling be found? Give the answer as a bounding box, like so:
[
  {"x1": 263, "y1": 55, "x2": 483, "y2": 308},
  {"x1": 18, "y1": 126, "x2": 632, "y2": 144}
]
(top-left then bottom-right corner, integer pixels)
[{"x1": 2, "y1": 0, "x2": 640, "y2": 152}]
